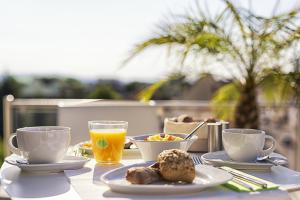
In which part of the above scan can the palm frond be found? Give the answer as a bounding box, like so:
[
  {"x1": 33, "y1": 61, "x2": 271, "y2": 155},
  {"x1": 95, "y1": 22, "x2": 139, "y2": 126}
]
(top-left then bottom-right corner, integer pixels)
[
  {"x1": 210, "y1": 82, "x2": 240, "y2": 120},
  {"x1": 123, "y1": 35, "x2": 184, "y2": 65},
  {"x1": 274, "y1": 27, "x2": 300, "y2": 50},
  {"x1": 259, "y1": 69, "x2": 293, "y2": 104},
  {"x1": 223, "y1": 0, "x2": 248, "y2": 46},
  {"x1": 285, "y1": 71, "x2": 300, "y2": 104},
  {"x1": 125, "y1": 21, "x2": 234, "y2": 67},
  {"x1": 137, "y1": 72, "x2": 187, "y2": 101},
  {"x1": 137, "y1": 79, "x2": 167, "y2": 102}
]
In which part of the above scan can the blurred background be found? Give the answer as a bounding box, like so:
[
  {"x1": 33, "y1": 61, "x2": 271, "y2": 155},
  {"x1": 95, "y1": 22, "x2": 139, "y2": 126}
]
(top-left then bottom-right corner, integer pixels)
[{"x1": 1, "y1": 0, "x2": 300, "y2": 169}]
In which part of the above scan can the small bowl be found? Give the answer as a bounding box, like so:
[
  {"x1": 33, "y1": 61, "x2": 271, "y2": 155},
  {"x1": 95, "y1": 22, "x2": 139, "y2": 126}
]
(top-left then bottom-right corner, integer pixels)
[{"x1": 130, "y1": 133, "x2": 197, "y2": 161}]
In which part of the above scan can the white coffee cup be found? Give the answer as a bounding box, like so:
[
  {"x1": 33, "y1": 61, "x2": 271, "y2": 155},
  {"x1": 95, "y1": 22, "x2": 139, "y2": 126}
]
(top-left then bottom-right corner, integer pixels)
[
  {"x1": 222, "y1": 129, "x2": 276, "y2": 162},
  {"x1": 8, "y1": 126, "x2": 71, "y2": 164}
]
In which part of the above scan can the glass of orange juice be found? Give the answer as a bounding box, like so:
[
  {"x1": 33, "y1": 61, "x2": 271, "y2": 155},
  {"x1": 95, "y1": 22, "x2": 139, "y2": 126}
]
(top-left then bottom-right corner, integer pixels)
[{"x1": 88, "y1": 120, "x2": 128, "y2": 164}]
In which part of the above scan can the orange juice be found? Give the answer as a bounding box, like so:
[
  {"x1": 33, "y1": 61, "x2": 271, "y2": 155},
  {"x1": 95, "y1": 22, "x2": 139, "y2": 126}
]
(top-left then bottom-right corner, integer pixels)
[{"x1": 90, "y1": 129, "x2": 126, "y2": 164}]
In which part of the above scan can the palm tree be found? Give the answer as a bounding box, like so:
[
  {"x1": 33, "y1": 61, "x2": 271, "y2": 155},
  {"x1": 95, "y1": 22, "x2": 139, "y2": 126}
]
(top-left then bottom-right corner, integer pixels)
[
  {"x1": 250, "y1": 57, "x2": 300, "y2": 169},
  {"x1": 125, "y1": 0, "x2": 300, "y2": 128},
  {"x1": 286, "y1": 69, "x2": 300, "y2": 170}
]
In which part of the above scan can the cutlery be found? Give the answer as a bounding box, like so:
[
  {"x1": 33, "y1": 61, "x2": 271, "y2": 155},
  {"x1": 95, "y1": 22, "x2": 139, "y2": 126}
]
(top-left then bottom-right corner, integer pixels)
[
  {"x1": 191, "y1": 156, "x2": 202, "y2": 165},
  {"x1": 184, "y1": 121, "x2": 206, "y2": 140},
  {"x1": 225, "y1": 169, "x2": 268, "y2": 188},
  {"x1": 16, "y1": 159, "x2": 29, "y2": 165},
  {"x1": 257, "y1": 156, "x2": 288, "y2": 166},
  {"x1": 191, "y1": 155, "x2": 268, "y2": 188},
  {"x1": 268, "y1": 158, "x2": 288, "y2": 166},
  {"x1": 231, "y1": 177, "x2": 255, "y2": 191}
]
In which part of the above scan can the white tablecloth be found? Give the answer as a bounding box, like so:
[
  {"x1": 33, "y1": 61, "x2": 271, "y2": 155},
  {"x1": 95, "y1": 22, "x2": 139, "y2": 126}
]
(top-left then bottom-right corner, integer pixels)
[
  {"x1": 0, "y1": 161, "x2": 81, "y2": 200},
  {"x1": 2, "y1": 156, "x2": 300, "y2": 200}
]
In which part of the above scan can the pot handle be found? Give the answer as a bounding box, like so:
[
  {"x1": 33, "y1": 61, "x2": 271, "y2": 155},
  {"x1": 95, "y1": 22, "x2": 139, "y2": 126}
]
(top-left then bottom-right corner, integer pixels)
[{"x1": 8, "y1": 134, "x2": 21, "y2": 155}]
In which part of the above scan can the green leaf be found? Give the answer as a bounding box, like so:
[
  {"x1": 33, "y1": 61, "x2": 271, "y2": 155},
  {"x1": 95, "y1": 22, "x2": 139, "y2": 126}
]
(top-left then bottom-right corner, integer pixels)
[
  {"x1": 259, "y1": 69, "x2": 294, "y2": 104},
  {"x1": 97, "y1": 139, "x2": 109, "y2": 149},
  {"x1": 210, "y1": 82, "x2": 240, "y2": 121},
  {"x1": 138, "y1": 79, "x2": 167, "y2": 102}
]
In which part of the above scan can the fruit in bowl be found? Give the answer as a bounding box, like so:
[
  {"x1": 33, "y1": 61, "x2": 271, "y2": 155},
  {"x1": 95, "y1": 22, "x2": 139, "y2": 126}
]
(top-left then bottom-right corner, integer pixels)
[
  {"x1": 130, "y1": 133, "x2": 197, "y2": 161},
  {"x1": 145, "y1": 134, "x2": 183, "y2": 141}
]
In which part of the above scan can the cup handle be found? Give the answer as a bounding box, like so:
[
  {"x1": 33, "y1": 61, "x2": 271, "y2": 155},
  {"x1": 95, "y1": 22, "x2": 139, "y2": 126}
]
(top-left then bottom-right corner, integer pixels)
[
  {"x1": 8, "y1": 134, "x2": 21, "y2": 155},
  {"x1": 258, "y1": 135, "x2": 276, "y2": 158}
]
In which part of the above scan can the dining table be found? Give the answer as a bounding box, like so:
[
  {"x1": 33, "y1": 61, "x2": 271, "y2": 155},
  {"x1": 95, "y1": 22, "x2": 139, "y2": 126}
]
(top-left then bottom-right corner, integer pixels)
[{"x1": 1, "y1": 152, "x2": 300, "y2": 200}]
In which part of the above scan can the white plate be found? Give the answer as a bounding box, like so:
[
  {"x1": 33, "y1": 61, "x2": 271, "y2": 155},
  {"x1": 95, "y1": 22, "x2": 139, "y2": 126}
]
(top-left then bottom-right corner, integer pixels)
[
  {"x1": 101, "y1": 162, "x2": 232, "y2": 194},
  {"x1": 5, "y1": 155, "x2": 90, "y2": 173},
  {"x1": 201, "y1": 151, "x2": 286, "y2": 170}
]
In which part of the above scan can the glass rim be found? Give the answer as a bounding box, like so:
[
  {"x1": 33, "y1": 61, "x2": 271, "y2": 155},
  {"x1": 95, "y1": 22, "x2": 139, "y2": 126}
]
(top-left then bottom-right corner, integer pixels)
[
  {"x1": 17, "y1": 126, "x2": 71, "y2": 132},
  {"x1": 88, "y1": 120, "x2": 128, "y2": 126},
  {"x1": 223, "y1": 128, "x2": 264, "y2": 135}
]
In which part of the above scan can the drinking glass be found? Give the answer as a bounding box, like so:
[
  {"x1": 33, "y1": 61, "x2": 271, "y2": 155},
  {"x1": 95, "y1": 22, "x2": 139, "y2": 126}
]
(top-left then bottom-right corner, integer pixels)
[{"x1": 88, "y1": 121, "x2": 128, "y2": 164}]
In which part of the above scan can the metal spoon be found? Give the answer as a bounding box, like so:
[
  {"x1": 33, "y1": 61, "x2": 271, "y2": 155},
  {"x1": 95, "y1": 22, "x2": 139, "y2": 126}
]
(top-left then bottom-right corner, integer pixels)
[
  {"x1": 257, "y1": 155, "x2": 288, "y2": 166},
  {"x1": 184, "y1": 121, "x2": 207, "y2": 140},
  {"x1": 16, "y1": 158, "x2": 29, "y2": 165}
]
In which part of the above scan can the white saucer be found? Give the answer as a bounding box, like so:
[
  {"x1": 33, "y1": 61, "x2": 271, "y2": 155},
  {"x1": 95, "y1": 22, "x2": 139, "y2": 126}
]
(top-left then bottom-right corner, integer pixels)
[
  {"x1": 101, "y1": 162, "x2": 232, "y2": 194},
  {"x1": 5, "y1": 154, "x2": 90, "y2": 173},
  {"x1": 201, "y1": 151, "x2": 287, "y2": 170}
]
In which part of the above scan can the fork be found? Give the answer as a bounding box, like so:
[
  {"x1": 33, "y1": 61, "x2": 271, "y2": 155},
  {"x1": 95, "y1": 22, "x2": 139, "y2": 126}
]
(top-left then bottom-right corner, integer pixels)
[{"x1": 191, "y1": 155, "x2": 202, "y2": 165}]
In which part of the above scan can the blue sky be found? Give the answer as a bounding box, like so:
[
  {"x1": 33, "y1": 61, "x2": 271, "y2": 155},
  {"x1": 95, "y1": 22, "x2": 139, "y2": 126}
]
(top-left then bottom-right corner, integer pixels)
[{"x1": 0, "y1": 0, "x2": 298, "y2": 82}]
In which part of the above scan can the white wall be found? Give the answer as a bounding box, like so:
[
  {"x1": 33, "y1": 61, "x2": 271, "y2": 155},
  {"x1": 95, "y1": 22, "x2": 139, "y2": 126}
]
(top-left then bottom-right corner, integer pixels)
[{"x1": 58, "y1": 101, "x2": 160, "y2": 145}]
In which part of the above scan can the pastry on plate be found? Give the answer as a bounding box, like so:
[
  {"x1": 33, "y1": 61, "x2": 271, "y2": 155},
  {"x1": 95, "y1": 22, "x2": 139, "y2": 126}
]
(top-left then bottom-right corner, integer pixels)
[
  {"x1": 125, "y1": 149, "x2": 195, "y2": 184},
  {"x1": 126, "y1": 164, "x2": 160, "y2": 184},
  {"x1": 158, "y1": 149, "x2": 195, "y2": 183}
]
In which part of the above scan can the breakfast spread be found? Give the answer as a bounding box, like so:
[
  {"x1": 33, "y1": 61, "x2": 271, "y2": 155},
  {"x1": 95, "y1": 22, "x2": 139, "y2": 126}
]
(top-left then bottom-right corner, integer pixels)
[
  {"x1": 6, "y1": 122, "x2": 286, "y2": 197},
  {"x1": 125, "y1": 149, "x2": 195, "y2": 184},
  {"x1": 145, "y1": 134, "x2": 183, "y2": 141}
]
